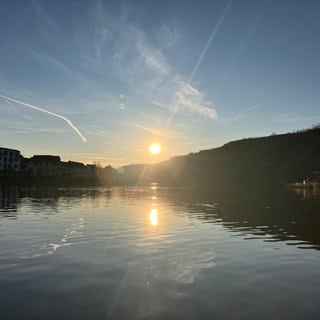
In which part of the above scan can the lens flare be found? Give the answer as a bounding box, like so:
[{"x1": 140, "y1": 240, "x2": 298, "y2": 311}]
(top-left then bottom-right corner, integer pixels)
[{"x1": 119, "y1": 94, "x2": 126, "y2": 109}]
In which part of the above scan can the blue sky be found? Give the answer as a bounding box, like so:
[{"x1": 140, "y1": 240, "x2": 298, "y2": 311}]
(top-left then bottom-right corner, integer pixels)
[{"x1": 1, "y1": 0, "x2": 320, "y2": 166}]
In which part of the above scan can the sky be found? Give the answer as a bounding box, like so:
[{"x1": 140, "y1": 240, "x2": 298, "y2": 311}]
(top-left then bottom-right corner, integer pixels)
[{"x1": 1, "y1": 0, "x2": 320, "y2": 167}]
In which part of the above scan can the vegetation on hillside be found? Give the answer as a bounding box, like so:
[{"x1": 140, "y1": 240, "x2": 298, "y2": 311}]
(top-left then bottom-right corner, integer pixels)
[{"x1": 116, "y1": 126, "x2": 320, "y2": 187}]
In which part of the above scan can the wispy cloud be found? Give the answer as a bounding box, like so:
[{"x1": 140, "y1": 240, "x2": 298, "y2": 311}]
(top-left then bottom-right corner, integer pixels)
[
  {"x1": 110, "y1": 24, "x2": 171, "y2": 93},
  {"x1": 151, "y1": 80, "x2": 217, "y2": 123},
  {"x1": 126, "y1": 121, "x2": 188, "y2": 140},
  {"x1": 27, "y1": 48, "x2": 72, "y2": 74},
  {"x1": 173, "y1": 82, "x2": 217, "y2": 119},
  {"x1": 232, "y1": 104, "x2": 262, "y2": 121},
  {"x1": 246, "y1": 105, "x2": 262, "y2": 112},
  {"x1": 77, "y1": 4, "x2": 170, "y2": 95},
  {"x1": 75, "y1": 3, "x2": 217, "y2": 121},
  {"x1": 0, "y1": 94, "x2": 87, "y2": 142},
  {"x1": 149, "y1": 100, "x2": 170, "y2": 111},
  {"x1": 220, "y1": 104, "x2": 262, "y2": 122},
  {"x1": 14, "y1": 127, "x2": 65, "y2": 134},
  {"x1": 180, "y1": 140, "x2": 194, "y2": 147},
  {"x1": 62, "y1": 152, "x2": 141, "y2": 167},
  {"x1": 61, "y1": 153, "x2": 124, "y2": 161},
  {"x1": 157, "y1": 22, "x2": 180, "y2": 49},
  {"x1": 31, "y1": 0, "x2": 60, "y2": 31}
]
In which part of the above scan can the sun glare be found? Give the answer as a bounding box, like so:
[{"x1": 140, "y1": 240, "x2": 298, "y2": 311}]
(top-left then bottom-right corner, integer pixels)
[
  {"x1": 150, "y1": 208, "x2": 158, "y2": 226},
  {"x1": 149, "y1": 143, "x2": 161, "y2": 155}
]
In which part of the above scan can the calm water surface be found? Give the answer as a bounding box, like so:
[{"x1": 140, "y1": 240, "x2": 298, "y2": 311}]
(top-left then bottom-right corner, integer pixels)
[{"x1": 1, "y1": 185, "x2": 320, "y2": 319}]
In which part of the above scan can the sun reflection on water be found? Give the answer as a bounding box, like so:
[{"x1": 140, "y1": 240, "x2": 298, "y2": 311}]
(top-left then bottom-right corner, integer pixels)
[{"x1": 149, "y1": 208, "x2": 158, "y2": 227}]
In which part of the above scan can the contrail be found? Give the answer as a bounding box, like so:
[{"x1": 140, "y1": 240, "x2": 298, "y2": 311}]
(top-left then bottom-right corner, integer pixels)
[
  {"x1": 162, "y1": 1, "x2": 232, "y2": 128},
  {"x1": 187, "y1": 0, "x2": 232, "y2": 84},
  {"x1": 0, "y1": 94, "x2": 87, "y2": 142}
]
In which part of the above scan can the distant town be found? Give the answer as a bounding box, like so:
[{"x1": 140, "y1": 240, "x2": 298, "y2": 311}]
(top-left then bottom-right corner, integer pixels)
[
  {"x1": 0, "y1": 146, "x2": 107, "y2": 177},
  {"x1": 0, "y1": 146, "x2": 148, "y2": 186}
]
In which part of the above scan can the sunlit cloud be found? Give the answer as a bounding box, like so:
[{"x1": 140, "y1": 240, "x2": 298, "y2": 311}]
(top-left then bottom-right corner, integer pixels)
[
  {"x1": 180, "y1": 140, "x2": 194, "y2": 147},
  {"x1": 173, "y1": 83, "x2": 217, "y2": 119},
  {"x1": 59, "y1": 153, "x2": 132, "y2": 167},
  {"x1": 151, "y1": 81, "x2": 217, "y2": 122},
  {"x1": 0, "y1": 94, "x2": 87, "y2": 142},
  {"x1": 150, "y1": 80, "x2": 217, "y2": 121},
  {"x1": 126, "y1": 121, "x2": 188, "y2": 140},
  {"x1": 62, "y1": 153, "x2": 124, "y2": 162},
  {"x1": 68, "y1": 152, "x2": 124, "y2": 161}
]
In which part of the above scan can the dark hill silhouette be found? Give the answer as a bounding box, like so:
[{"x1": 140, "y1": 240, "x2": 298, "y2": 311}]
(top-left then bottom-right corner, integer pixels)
[{"x1": 118, "y1": 126, "x2": 320, "y2": 187}]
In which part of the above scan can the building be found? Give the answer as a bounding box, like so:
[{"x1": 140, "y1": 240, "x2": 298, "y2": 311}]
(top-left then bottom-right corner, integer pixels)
[
  {"x1": 86, "y1": 164, "x2": 97, "y2": 176},
  {"x1": 60, "y1": 161, "x2": 87, "y2": 176},
  {"x1": 28, "y1": 155, "x2": 61, "y2": 176},
  {"x1": 0, "y1": 147, "x2": 21, "y2": 174},
  {"x1": 0, "y1": 148, "x2": 100, "y2": 178}
]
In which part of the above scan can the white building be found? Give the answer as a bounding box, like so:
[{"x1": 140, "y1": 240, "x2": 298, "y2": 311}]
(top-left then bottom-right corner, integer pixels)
[{"x1": 0, "y1": 147, "x2": 21, "y2": 174}]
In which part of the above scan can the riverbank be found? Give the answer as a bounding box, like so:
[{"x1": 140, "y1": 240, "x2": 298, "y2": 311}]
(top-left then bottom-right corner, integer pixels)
[{"x1": 0, "y1": 175, "x2": 106, "y2": 187}]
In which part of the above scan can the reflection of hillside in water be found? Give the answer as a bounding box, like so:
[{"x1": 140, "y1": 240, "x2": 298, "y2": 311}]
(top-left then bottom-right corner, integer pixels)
[
  {"x1": 159, "y1": 187, "x2": 320, "y2": 250},
  {"x1": 1, "y1": 185, "x2": 320, "y2": 250}
]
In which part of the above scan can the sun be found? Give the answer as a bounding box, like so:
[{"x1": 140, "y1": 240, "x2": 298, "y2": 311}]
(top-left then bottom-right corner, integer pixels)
[{"x1": 149, "y1": 143, "x2": 161, "y2": 155}]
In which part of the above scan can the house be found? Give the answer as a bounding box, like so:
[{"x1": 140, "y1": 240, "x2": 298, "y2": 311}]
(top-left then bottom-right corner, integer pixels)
[
  {"x1": 60, "y1": 161, "x2": 87, "y2": 176},
  {"x1": 29, "y1": 155, "x2": 61, "y2": 176},
  {"x1": 86, "y1": 164, "x2": 97, "y2": 176},
  {"x1": 0, "y1": 147, "x2": 21, "y2": 174}
]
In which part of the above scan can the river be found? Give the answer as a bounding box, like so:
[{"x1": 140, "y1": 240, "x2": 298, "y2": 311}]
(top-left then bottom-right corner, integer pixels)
[{"x1": 1, "y1": 185, "x2": 320, "y2": 319}]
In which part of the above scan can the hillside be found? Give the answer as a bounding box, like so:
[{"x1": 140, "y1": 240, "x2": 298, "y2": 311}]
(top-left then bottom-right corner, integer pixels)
[{"x1": 119, "y1": 127, "x2": 320, "y2": 187}]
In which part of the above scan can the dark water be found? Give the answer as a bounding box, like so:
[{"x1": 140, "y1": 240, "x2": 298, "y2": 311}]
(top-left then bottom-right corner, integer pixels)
[{"x1": 1, "y1": 185, "x2": 320, "y2": 319}]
